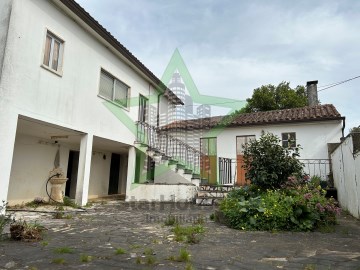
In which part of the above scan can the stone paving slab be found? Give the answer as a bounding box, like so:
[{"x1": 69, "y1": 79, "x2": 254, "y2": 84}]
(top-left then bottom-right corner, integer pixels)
[{"x1": 0, "y1": 201, "x2": 359, "y2": 270}]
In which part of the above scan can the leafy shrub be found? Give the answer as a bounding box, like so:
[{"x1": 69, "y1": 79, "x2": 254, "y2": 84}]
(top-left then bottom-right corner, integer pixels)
[
  {"x1": 243, "y1": 132, "x2": 304, "y2": 189},
  {"x1": 219, "y1": 180, "x2": 340, "y2": 231}
]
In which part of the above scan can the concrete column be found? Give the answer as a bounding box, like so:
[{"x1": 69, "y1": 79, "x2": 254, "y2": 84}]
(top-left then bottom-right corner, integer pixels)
[
  {"x1": 75, "y1": 134, "x2": 93, "y2": 206},
  {"x1": 0, "y1": 111, "x2": 17, "y2": 213},
  {"x1": 125, "y1": 146, "x2": 136, "y2": 201}
]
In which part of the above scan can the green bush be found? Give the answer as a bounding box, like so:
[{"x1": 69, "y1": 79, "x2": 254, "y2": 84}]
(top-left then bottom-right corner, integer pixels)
[
  {"x1": 219, "y1": 180, "x2": 340, "y2": 231},
  {"x1": 243, "y1": 132, "x2": 304, "y2": 189}
]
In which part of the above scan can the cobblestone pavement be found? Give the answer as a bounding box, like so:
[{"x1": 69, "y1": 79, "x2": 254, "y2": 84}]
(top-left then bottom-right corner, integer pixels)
[{"x1": 0, "y1": 202, "x2": 360, "y2": 270}]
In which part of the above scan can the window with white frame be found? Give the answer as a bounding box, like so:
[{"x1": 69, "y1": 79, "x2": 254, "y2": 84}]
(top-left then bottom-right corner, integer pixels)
[
  {"x1": 282, "y1": 132, "x2": 296, "y2": 148},
  {"x1": 43, "y1": 31, "x2": 64, "y2": 73},
  {"x1": 99, "y1": 69, "x2": 130, "y2": 108}
]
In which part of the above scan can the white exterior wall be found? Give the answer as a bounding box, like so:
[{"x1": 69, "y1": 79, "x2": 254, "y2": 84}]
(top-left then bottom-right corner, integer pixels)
[
  {"x1": 0, "y1": 0, "x2": 157, "y2": 141},
  {"x1": 127, "y1": 184, "x2": 197, "y2": 202},
  {"x1": 88, "y1": 151, "x2": 111, "y2": 199},
  {"x1": 7, "y1": 134, "x2": 70, "y2": 205},
  {"x1": 216, "y1": 120, "x2": 343, "y2": 160},
  {"x1": 0, "y1": 0, "x2": 166, "y2": 205},
  {"x1": 331, "y1": 135, "x2": 360, "y2": 218}
]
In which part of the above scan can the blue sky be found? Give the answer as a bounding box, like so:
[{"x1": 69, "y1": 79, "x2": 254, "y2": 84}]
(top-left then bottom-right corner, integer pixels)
[{"x1": 76, "y1": 0, "x2": 359, "y2": 131}]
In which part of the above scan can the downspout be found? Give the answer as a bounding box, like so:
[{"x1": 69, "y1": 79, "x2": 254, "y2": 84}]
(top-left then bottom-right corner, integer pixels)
[{"x1": 341, "y1": 117, "x2": 346, "y2": 140}]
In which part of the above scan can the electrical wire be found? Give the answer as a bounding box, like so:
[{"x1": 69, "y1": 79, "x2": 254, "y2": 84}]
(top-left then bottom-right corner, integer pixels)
[{"x1": 318, "y1": 75, "x2": 360, "y2": 92}]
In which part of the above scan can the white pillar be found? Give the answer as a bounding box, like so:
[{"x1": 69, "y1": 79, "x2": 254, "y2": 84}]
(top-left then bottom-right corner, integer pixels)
[
  {"x1": 0, "y1": 111, "x2": 17, "y2": 212},
  {"x1": 75, "y1": 134, "x2": 93, "y2": 206},
  {"x1": 125, "y1": 146, "x2": 136, "y2": 201}
]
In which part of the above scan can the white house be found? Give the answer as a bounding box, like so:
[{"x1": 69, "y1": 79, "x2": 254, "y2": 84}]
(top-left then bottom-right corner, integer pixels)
[
  {"x1": 162, "y1": 103, "x2": 345, "y2": 185},
  {"x1": 0, "y1": 0, "x2": 199, "y2": 207}
]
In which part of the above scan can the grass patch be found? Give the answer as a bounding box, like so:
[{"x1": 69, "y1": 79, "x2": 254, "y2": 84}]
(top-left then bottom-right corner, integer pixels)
[
  {"x1": 41, "y1": 241, "x2": 49, "y2": 247},
  {"x1": 143, "y1": 247, "x2": 154, "y2": 256},
  {"x1": 62, "y1": 197, "x2": 80, "y2": 208},
  {"x1": 178, "y1": 248, "x2": 191, "y2": 262},
  {"x1": 145, "y1": 255, "x2": 156, "y2": 265},
  {"x1": 135, "y1": 256, "x2": 142, "y2": 264},
  {"x1": 115, "y1": 248, "x2": 126, "y2": 255},
  {"x1": 193, "y1": 215, "x2": 205, "y2": 225},
  {"x1": 173, "y1": 224, "x2": 205, "y2": 244},
  {"x1": 185, "y1": 263, "x2": 195, "y2": 270},
  {"x1": 54, "y1": 247, "x2": 74, "y2": 254},
  {"x1": 164, "y1": 214, "x2": 177, "y2": 226},
  {"x1": 80, "y1": 254, "x2": 93, "y2": 263},
  {"x1": 52, "y1": 258, "x2": 65, "y2": 264}
]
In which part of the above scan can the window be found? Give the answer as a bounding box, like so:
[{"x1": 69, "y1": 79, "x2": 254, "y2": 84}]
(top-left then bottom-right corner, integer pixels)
[
  {"x1": 99, "y1": 69, "x2": 130, "y2": 108},
  {"x1": 138, "y1": 95, "x2": 148, "y2": 122},
  {"x1": 43, "y1": 31, "x2": 64, "y2": 73},
  {"x1": 282, "y1": 132, "x2": 296, "y2": 148}
]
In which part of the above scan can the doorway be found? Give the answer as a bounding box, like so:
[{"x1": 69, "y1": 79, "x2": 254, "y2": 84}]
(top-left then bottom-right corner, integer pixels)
[
  {"x1": 200, "y1": 137, "x2": 217, "y2": 184},
  {"x1": 65, "y1": 150, "x2": 79, "y2": 199},
  {"x1": 236, "y1": 135, "x2": 255, "y2": 186},
  {"x1": 108, "y1": 153, "x2": 121, "y2": 195}
]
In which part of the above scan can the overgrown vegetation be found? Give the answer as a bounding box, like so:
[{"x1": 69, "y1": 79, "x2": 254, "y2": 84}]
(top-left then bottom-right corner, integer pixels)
[
  {"x1": 218, "y1": 133, "x2": 341, "y2": 232},
  {"x1": 243, "y1": 132, "x2": 304, "y2": 190},
  {"x1": 164, "y1": 213, "x2": 176, "y2": 226},
  {"x1": 115, "y1": 248, "x2": 126, "y2": 255},
  {"x1": 10, "y1": 220, "x2": 46, "y2": 241},
  {"x1": 173, "y1": 224, "x2": 205, "y2": 244}
]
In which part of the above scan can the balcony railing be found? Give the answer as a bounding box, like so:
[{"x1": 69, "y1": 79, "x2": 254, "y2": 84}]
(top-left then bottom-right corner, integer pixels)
[
  {"x1": 136, "y1": 121, "x2": 202, "y2": 174},
  {"x1": 218, "y1": 157, "x2": 332, "y2": 187}
]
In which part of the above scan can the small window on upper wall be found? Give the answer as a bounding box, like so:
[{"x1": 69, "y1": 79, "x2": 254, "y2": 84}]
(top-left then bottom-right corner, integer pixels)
[
  {"x1": 99, "y1": 69, "x2": 130, "y2": 108},
  {"x1": 282, "y1": 132, "x2": 296, "y2": 148},
  {"x1": 42, "y1": 31, "x2": 64, "y2": 74}
]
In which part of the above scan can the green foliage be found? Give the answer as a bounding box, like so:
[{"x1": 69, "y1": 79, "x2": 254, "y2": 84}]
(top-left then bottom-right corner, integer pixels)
[
  {"x1": 178, "y1": 248, "x2": 191, "y2": 262},
  {"x1": 241, "y1": 82, "x2": 308, "y2": 113},
  {"x1": 173, "y1": 224, "x2": 205, "y2": 244},
  {"x1": 52, "y1": 258, "x2": 65, "y2": 264},
  {"x1": 164, "y1": 214, "x2": 177, "y2": 226},
  {"x1": 115, "y1": 248, "x2": 126, "y2": 255},
  {"x1": 80, "y1": 254, "x2": 93, "y2": 263},
  {"x1": 54, "y1": 247, "x2": 74, "y2": 254},
  {"x1": 243, "y1": 132, "x2": 304, "y2": 189},
  {"x1": 62, "y1": 196, "x2": 79, "y2": 208},
  {"x1": 219, "y1": 180, "x2": 341, "y2": 231}
]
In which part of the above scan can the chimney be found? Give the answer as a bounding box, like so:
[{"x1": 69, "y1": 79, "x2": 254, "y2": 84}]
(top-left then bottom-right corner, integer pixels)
[{"x1": 306, "y1": 80, "x2": 319, "y2": 106}]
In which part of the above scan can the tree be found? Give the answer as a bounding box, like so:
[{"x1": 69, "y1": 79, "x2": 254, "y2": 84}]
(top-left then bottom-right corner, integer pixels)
[
  {"x1": 243, "y1": 132, "x2": 304, "y2": 190},
  {"x1": 239, "y1": 82, "x2": 308, "y2": 113}
]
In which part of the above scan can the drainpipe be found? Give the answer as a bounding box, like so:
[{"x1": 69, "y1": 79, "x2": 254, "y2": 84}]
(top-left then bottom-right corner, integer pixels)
[{"x1": 341, "y1": 117, "x2": 346, "y2": 140}]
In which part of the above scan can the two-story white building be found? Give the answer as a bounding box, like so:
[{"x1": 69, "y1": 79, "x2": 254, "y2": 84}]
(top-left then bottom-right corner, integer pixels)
[{"x1": 0, "y1": 0, "x2": 196, "y2": 207}]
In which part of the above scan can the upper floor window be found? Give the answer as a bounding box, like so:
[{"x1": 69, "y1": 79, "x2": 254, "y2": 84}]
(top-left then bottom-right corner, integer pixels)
[
  {"x1": 99, "y1": 69, "x2": 130, "y2": 108},
  {"x1": 282, "y1": 132, "x2": 296, "y2": 148},
  {"x1": 138, "y1": 95, "x2": 148, "y2": 122},
  {"x1": 42, "y1": 31, "x2": 64, "y2": 73}
]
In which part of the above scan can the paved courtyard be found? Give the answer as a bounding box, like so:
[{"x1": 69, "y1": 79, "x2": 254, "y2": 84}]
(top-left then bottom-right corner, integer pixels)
[{"x1": 1, "y1": 201, "x2": 360, "y2": 270}]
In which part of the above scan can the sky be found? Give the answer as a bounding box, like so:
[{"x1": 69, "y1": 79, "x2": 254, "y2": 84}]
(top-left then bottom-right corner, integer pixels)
[{"x1": 76, "y1": 0, "x2": 360, "y2": 132}]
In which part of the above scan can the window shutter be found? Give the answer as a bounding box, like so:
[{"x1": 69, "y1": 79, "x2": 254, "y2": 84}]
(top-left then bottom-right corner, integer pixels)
[
  {"x1": 114, "y1": 80, "x2": 128, "y2": 107},
  {"x1": 99, "y1": 71, "x2": 114, "y2": 100}
]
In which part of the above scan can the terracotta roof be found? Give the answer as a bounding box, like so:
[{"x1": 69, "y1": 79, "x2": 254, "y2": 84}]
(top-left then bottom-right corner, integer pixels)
[
  {"x1": 57, "y1": 0, "x2": 183, "y2": 105},
  {"x1": 162, "y1": 104, "x2": 344, "y2": 130}
]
